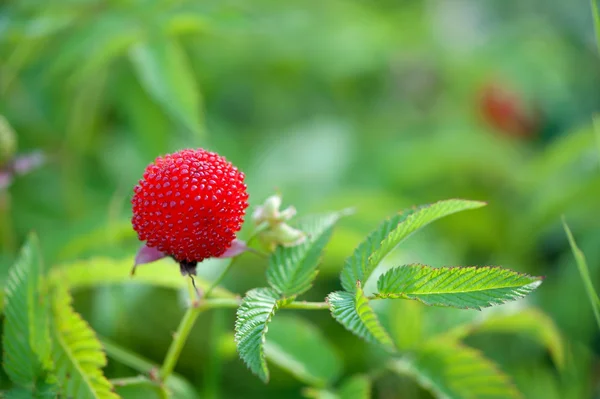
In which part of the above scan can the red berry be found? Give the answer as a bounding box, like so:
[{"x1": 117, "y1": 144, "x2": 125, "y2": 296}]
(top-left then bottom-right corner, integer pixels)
[
  {"x1": 479, "y1": 83, "x2": 539, "y2": 139},
  {"x1": 131, "y1": 148, "x2": 249, "y2": 264}
]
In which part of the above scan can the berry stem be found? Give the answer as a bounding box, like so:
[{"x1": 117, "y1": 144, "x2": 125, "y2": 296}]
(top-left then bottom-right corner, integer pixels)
[{"x1": 159, "y1": 305, "x2": 203, "y2": 381}]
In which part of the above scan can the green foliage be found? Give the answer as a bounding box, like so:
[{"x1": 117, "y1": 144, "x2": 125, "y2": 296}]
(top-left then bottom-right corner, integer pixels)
[
  {"x1": 563, "y1": 219, "x2": 600, "y2": 330},
  {"x1": 336, "y1": 375, "x2": 371, "y2": 399},
  {"x1": 48, "y1": 257, "x2": 235, "y2": 298},
  {"x1": 267, "y1": 213, "x2": 341, "y2": 297},
  {"x1": 129, "y1": 35, "x2": 204, "y2": 138},
  {"x1": 340, "y1": 200, "x2": 486, "y2": 292},
  {"x1": 51, "y1": 284, "x2": 119, "y2": 399},
  {"x1": 2, "y1": 234, "x2": 52, "y2": 389},
  {"x1": 339, "y1": 213, "x2": 406, "y2": 293},
  {"x1": 305, "y1": 374, "x2": 371, "y2": 399},
  {"x1": 448, "y1": 308, "x2": 565, "y2": 369},
  {"x1": 327, "y1": 285, "x2": 394, "y2": 349},
  {"x1": 392, "y1": 339, "x2": 521, "y2": 399},
  {"x1": 234, "y1": 288, "x2": 292, "y2": 383},
  {"x1": 376, "y1": 264, "x2": 542, "y2": 310},
  {"x1": 265, "y1": 315, "x2": 342, "y2": 387}
]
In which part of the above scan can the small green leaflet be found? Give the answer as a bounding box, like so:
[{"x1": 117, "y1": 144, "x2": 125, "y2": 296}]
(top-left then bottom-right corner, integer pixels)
[
  {"x1": 129, "y1": 35, "x2": 204, "y2": 139},
  {"x1": 267, "y1": 213, "x2": 342, "y2": 297},
  {"x1": 2, "y1": 234, "x2": 53, "y2": 388},
  {"x1": 327, "y1": 285, "x2": 394, "y2": 349},
  {"x1": 264, "y1": 315, "x2": 342, "y2": 387},
  {"x1": 51, "y1": 284, "x2": 119, "y2": 399},
  {"x1": 392, "y1": 339, "x2": 521, "y2": 399},
  {"x1": 340, "y1": 199, "x2": 486, "y2": 292},
  {"x1": 376, "y1": 264, "x2": 542, "y2": 310},
  {"x1": 234, "y1": 288, "x2": 292, "y2": 382}
]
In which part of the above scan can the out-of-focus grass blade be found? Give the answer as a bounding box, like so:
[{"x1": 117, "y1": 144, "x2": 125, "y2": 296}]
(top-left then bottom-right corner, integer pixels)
[
  {"x1": 562, "y1": 218, "x2": 600, "y2": 330},
  {"x1": 593, "y1": 115, "x2": 600, "y2": 163},
  {"x1": 592, "y1": 0, "x2": 600, "y2": 52},
  {"x1": 130, "y1": 35, "x2": 204, "y2": 140}
]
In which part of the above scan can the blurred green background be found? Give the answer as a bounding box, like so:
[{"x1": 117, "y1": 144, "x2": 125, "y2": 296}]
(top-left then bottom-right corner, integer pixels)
[{"x1": 1, "y1": 0, "x2": 599, "y2": 398}]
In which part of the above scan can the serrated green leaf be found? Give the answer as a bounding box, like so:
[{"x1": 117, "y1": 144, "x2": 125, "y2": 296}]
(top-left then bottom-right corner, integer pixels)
[
  {"x1": 376, "y1": 264, "x2": 542, "y2": 310},
  {"x1": 265, "y1": 315, "x2": 342, "y2": 387},
  {"x1": 391, "y1": 339, "x2": 522, "y2": 399},
  {"x1": 4, "y1": 380, "x2": 59, "y2": 399},
  {"x1": 49, "y1": 257, "x2": 235, "y2": 299},
  {"x1": 563, "y1": 219, "x2": 600, "y2": 330},
  {"x1": 3, "y1": 234, "x2": 52, "y2": 387},
  {"x1": 129, "y1": 35, "x2": 203, "y2": 138},
  {"x1": 327, "y1": 285, "x2": 394, "y2": 349},
  {"x1": 234, "y1": 288, "x2": 291, "y2": 382},
  {"x1": 267, "y1": 213, "x2": 341, "y2": 297},
  {"x1": 340, "y1": 213, "x2": 405, "y2": 292},
  {"x1": 51, "y1": 284, "x2": 119, "y2": 399},
  {"x1": 340, "y1": 199, "x2": 486, "y2": 292},
  {"x1": 449, "y1": 308, "x2": 565, "y2": 369}
]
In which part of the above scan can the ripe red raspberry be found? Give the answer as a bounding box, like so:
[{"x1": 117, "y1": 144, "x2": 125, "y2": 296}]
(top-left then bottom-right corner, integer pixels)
[{"x1": 131, "y1": 149, "x2": 249, "y2": 267}]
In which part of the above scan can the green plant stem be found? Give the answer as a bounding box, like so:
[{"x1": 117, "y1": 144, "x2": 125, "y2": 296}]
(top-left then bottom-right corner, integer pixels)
[
  {"x1": 285, "y1": 301, "x2": 329, "y2": 310},
  {"x1": 110, "y1": 376, "x2": 151, "y2": 387},
  {"x1": 101, "y1": 337, "x2": 156, "y2": 373},
  {"x1": 159, "y1": 305, "x2": 204, "y2": 381},
  {"x1": 158, "y1": 296, "x2": 330, "y2": 381}
]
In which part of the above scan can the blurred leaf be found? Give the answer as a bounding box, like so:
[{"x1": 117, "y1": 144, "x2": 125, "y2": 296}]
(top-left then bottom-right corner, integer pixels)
[
  {"x1": 337, "y1": 374, "x2": 371, "y2": 399},
  {"x1": 448, "y1": 308, "x2": 565, "y2": 369},
  {"x1": 57, "y1": 220, "x2": 134, "y2": 260},
  {"x1": 234, "y1": 288, "x2": 291, "y2": 382},
  {"x1": 45, "y1": 13, "x2": 141, "y2": 82},
  {"x1": 265, "y1": 315, "x2": 342, "y2": 387},
  {"x1": 5, "y1": 382, "x2": 57, "y2": 399},
  {"x1": 100, "y1": 338, "x2": 199, "y2": 399},
  {"x1": 303, "y1": 374, "x2": 371, "y2": 399},
  {"x1": 327, "y1": 285, "x2": 394, "y2": 349},
  {"x1": 340, "y1": 199, "x2": 486, "y2": 292},
  {"x1": 563, "y1": 219, "x2": 600, "y2": 330},
  {"x1": 129, "y1": 35, "x2": 203, "y2": 139},
  {"x1": 388, "y1": 300, "x2": 423, "y2": 351},
  {"x1": 267, "y1": 213, "x2": 342, "y2": 297},
  {"x1": 113, "y1": 377, "x2": 167, "y2": 399},
  {"x1": 391, "y1": 339, "x2": 522, "y2": 399},
  {"x1": 51, "y1": 284, "x2": 119, "y2": 399},
  {"x1": 592, "y1": 0, "x2": 600, "y2": 51},
  {"x1": 376, "y1": 264, "x2": 542, "y2": 310},
  {"x1": 2, "y1": 234, "x2": 52, "y2": 387},
  {"x1": 49, "y1": 257, "x2": 235, "y2": 299}
]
